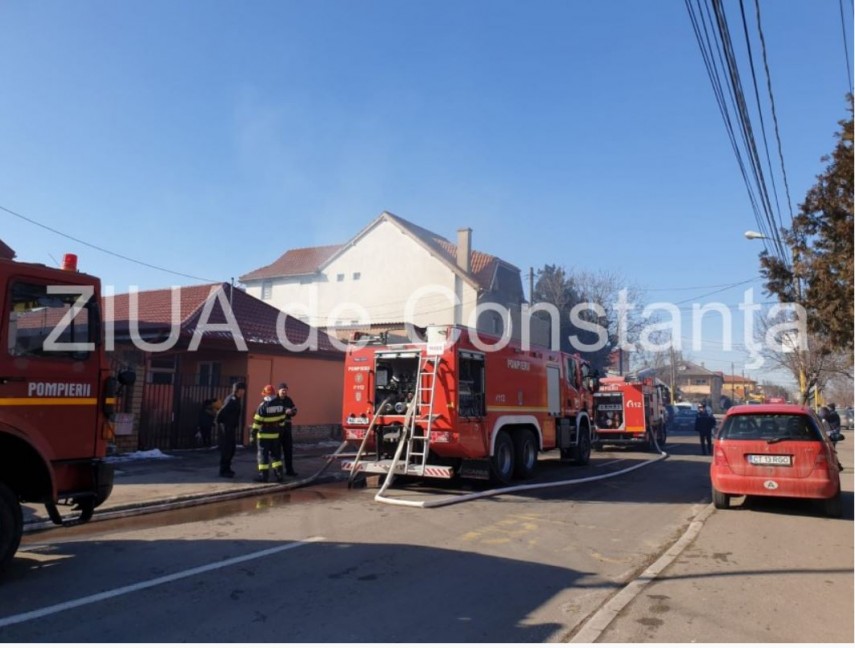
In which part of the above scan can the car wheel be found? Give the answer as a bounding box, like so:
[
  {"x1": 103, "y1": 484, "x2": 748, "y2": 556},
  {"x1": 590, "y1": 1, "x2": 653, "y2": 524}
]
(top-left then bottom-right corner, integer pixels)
[
  {"x1": 712, "y1": 486, "x2": 731, "y2": 510},
  {"x1": 821, "y1": 487, "x2": 843, "y2": 518},
  {"x1": 512, "y1": 430, "x2": 538, "y2": 479}
]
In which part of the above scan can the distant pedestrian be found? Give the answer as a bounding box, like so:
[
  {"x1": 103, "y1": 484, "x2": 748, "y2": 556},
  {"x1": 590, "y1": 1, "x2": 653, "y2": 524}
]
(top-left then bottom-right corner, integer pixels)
[
  {"x1": 825, "y1": 403, "x2": 843, "y2": 446},
  {"x1": 215, "y1": 381, "x2": 246, "y2": 478},
  {"x1": 825, "y1": 403, "x2": 841, "y2": 432},
  {"x1": 277, "y1": 382, "x2": 298, "y2": 477},
  {"x1": 251, "y1": 384, "x2": 286, "y2": 482},
  {"x1": 695, "y1": 404, "x2": 716, "y2": 455}
]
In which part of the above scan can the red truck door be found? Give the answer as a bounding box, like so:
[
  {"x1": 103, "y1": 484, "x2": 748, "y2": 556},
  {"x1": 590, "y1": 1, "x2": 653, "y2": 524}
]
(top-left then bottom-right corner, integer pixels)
[{"x1": 0, "y1": 275, "x2": 102, "y2": 459}]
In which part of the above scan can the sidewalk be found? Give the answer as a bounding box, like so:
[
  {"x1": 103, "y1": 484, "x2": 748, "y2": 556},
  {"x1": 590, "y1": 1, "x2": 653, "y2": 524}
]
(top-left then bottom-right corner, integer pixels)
[{"x1": 22, "y1": 441, "x2": 349, "y2": 529}]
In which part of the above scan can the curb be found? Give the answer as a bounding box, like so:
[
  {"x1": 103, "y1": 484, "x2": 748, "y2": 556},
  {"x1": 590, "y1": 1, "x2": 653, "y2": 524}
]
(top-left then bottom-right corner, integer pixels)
[
  {"x1": 568, "y1": 502, "x2": 716, "y2": 643},
  {"x1": 23, "y1": 460, "x2": 348, "y2": 534}
]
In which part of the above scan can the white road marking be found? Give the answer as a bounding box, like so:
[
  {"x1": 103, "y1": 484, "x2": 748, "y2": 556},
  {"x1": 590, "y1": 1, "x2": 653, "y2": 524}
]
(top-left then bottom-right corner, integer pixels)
[{"x1": 0, "y1": 536, "x2": 324, "y2": 630}]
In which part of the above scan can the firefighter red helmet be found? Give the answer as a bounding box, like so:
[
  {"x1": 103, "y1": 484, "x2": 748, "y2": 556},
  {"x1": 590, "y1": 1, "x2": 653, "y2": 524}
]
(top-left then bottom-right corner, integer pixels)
[{"x1": 261, "y1": 384, "x2": 275, "y2": 396}]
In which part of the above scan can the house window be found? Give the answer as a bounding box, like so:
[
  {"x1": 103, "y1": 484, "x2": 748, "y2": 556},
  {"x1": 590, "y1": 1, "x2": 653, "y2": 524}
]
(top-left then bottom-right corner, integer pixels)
[
  {"x1": 352, "y1": 272, "x2": 361, "y2": 280},
  {"x1": 198, "y1": 362, "x2": 221, "y2": 387},
  {"x1": 261, "y1": 281, "x2": 272, "y2": 300},
  {"x1": 336, "y1": 274, "x2": 345, "y2": 282},
  {"x1": 149, "y1": 354, "x2": 176, "y2": 385}
]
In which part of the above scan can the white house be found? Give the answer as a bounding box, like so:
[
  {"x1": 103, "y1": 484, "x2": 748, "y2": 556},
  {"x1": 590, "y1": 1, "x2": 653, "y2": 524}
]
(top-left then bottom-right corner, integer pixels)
[{"x1": 240, "y1": 211, "x2": 543, "y2": 343}]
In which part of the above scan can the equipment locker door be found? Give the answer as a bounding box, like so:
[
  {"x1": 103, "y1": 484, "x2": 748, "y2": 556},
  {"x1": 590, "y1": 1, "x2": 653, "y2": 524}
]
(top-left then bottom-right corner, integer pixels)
[{"x1": 547, "y1": 365, "x2": 560, "y2": 415}]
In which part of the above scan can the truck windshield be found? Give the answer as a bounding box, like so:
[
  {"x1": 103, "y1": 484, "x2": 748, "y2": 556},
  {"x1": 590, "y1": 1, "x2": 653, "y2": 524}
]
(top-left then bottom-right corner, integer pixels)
[{"x1": 7, "y1": 281, "x2": 96, "y2": 360}]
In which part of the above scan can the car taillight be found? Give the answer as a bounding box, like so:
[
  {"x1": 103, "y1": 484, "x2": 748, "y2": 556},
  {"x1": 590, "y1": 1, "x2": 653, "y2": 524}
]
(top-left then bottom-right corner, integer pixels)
[{"x1": 713, "y1": 446, "x2": 729, "y2": 466}]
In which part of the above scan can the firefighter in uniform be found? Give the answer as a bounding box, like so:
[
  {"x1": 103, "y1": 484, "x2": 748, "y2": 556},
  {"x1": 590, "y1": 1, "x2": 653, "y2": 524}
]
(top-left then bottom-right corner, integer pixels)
[{"x1": 251, "y1": 384, "x2": 286, "y2": 482}]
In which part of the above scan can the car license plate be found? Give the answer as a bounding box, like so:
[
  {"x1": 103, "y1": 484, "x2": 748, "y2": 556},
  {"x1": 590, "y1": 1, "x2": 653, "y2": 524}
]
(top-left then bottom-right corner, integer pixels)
[{"x1": 747, "y1": 454, "x2": 792, "y2": 466}]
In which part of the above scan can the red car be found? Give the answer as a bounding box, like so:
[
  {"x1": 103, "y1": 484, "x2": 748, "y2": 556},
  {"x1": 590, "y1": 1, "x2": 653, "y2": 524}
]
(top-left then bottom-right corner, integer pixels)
[{"x1": 710, "y1": 404, "x2": 842, "y2": 517}]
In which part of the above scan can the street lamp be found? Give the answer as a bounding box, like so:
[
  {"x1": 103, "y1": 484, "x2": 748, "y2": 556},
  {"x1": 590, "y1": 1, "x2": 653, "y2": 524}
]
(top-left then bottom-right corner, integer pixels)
[{"x1": 744, "y1": 230, "x2": 809, "y2": 404}]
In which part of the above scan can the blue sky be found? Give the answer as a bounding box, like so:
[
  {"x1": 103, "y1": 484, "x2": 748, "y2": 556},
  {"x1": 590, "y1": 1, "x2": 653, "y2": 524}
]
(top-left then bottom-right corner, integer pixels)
[{"x1": 1, "y1": 0, "x2": 851, "y2": 386}]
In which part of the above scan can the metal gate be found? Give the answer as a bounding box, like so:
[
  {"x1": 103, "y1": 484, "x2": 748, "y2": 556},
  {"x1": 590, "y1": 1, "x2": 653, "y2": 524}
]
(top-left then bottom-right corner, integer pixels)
[{"x1": 138, "y1": 374, "x2": 245, "y2": 451}]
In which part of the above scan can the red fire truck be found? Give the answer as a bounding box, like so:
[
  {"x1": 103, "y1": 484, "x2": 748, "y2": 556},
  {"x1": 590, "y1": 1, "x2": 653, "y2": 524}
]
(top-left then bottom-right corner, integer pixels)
[
  {"x1": 340, "y1": 325, "x2": 598, "y2": 484},
  {"x1": 0, "y1": 250, "x2": 134, "y2": 571},
  {"x1": 593, "y1": 375, "x2": 668, "y2": 451}
]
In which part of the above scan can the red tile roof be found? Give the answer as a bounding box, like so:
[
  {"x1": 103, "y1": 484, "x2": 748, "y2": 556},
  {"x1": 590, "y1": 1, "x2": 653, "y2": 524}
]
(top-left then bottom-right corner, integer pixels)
[
  {"x1": 240, "y1": 244, "x2": 343, "y2": 282},
  {"x1": 106, "y1": 283, "x2": 341, "y2": 354}
]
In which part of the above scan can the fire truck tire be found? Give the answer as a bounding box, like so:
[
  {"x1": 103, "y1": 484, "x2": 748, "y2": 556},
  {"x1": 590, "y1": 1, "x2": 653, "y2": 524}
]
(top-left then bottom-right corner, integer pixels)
[
  {"x1": 0, "y1": 482, "x2": 23, "y2": 573},
  {"x1": 491, "y1": 432, "x2": 515, "y2": 485},
  {"x1": 569, "y1": 428, "x2": 591, "y2": 465},
  {"x1": 512, "y1": 430, "x2": 538, "y2": 479}
]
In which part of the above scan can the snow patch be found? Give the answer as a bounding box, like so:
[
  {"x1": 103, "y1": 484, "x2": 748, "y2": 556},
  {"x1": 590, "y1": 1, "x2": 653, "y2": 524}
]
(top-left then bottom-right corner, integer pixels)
[{"x1": 105, "y1": 449, "x2": 176, "y2": 463}]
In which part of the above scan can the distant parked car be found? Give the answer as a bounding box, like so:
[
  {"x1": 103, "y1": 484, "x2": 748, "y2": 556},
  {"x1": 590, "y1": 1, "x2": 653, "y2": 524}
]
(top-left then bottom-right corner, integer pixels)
[
  {"x1": 709, "y1": 404, "x2": 842, "y2": 517},
  {"x1": 670, "y1": 402, "x2": 698, "y2": 431}
]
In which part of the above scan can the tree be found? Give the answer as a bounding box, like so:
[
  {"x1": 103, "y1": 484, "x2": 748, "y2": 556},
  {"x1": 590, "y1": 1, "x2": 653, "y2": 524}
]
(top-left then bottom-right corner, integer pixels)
[
  {"x1": 753, "y1": 310, "x2": 853, "y2": 405},
  {"x1": 531, "y1": 265, "x2": 646, "y2": 372},
  {"x1": 760, "y1": 98, "x2": 854, "y2": 352}
]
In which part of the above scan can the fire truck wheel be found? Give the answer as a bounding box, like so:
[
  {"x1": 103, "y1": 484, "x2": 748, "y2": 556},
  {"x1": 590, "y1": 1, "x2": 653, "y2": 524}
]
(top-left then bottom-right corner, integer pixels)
[
  {"x1": 0, "y1": 482, "x2": 23, "y2": 573},
  {"x1": 570, "y1": 428, "x2": 592, "y2": 466},
  {"x1": 491, "y1": 431, "x2": 515, "y2": 485},
  {"x1": 71, "y1": 496, "x2": 95, "y2": 523},
  {"x1": 512, "y1": 430, "x2": 538, "y2": 479}
]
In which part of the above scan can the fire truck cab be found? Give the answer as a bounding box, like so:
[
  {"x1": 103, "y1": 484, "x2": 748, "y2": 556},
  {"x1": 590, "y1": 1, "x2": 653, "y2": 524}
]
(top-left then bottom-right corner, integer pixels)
[
  {"x1": 0, "y1": 251, "x2": 133, "y2": 572},
  {"x1": 593, "y1": 374, "x2": 668, "y2": 451},
  {"x1": 341, "y1": 324, "x2": 598, "y2": 484}
]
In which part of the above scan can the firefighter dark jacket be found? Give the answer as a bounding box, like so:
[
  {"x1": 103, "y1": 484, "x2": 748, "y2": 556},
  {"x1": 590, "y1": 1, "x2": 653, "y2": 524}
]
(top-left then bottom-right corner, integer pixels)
[{"x1": 251, "y1": 397, "x2": 288, "y2": 439}]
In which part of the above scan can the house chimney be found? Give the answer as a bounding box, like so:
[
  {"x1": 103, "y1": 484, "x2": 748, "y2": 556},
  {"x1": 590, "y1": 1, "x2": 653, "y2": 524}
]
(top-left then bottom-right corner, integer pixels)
[{"x1": 457, "y1": 228, "x2": 471, "y2": 273}]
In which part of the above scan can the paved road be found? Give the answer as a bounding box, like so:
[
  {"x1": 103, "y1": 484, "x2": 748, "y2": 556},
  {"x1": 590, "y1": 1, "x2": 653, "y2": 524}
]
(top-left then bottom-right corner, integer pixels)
[
  {"x1": 596, "y1": 434, "x2": 854, "y2": 643},
  {"x1": 2, "y1": 432, "x2": 852, "y2": 642}
]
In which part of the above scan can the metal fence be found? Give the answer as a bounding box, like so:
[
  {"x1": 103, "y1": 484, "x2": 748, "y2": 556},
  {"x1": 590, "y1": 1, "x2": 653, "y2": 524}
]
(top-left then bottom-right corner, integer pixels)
[{"x1": 138, "y1": 375, "x2": 245, "y2": 451}]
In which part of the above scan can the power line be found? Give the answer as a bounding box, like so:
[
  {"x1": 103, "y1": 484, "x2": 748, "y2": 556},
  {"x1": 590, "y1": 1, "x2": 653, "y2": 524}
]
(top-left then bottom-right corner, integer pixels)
[
  {"x1": 839, "y1": 0, "x2": 854, "y2": 95},
  {"x1": 753, "y1": 0, "x2": 796, "y2": 229},
  {"x1": 685, "y1": 0, "x2": 790, "y2": 264},
  {"x1": 0, "y1": 203, "x2": 219, "y2": 283},
  {"x1": 686, "y1": 0, "x2": 770, "y2": 247},
  {"x1": 738, "y1": 0, "x2": 787, "y2": 235}
]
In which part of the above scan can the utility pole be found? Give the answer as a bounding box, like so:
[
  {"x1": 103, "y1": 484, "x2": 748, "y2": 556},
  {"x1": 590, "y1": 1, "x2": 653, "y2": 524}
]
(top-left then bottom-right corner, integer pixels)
[
  {"x1": 731, "y1": 361, "x2": 735, "y2": 403},
  {"x1": 669, "y1": 344, "x2": 677, "y2": 402},
  {"x1": 529, "y1": 267, "x2": 535, "y2": 303}
]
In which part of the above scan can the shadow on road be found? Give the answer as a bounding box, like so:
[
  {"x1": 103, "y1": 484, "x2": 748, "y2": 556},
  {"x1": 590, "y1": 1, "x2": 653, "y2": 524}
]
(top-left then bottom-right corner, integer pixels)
[{"x1": 5, "y1": 536, "x2": 598, "y2": 642}]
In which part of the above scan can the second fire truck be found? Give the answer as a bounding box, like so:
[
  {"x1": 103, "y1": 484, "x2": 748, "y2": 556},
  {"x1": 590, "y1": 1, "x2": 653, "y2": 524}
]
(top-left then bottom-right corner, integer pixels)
[
  {"x1": 341, "y1": 325, "x2": 599, "y2": 484},
  {"x1": 592, "y1": 375, "x2": 669, "y2": 451}
]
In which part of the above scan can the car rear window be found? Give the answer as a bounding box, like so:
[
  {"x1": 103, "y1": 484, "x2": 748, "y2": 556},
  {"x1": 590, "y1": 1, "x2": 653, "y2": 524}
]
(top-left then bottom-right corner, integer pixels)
[{"x1": 719, "y1": 414, "x2": 822, "y2": 441}]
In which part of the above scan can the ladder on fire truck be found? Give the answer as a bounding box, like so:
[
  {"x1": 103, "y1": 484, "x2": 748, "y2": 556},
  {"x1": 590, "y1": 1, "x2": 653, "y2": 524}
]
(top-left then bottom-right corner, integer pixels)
[
  {"x1": 401, "y1": 351, "x2": 440, "y2": 476},
  {"x1": 346, "y1": 350, "x2": 441, "y2": 486}
]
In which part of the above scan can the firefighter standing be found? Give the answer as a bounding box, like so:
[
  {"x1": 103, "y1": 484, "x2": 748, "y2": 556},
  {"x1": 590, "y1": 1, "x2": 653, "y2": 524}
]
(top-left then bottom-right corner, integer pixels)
[
  {"x1": 277, "y1": 382, "x2": 298, "y2": 477},
  {"x1": 251, "y1": 384, "x2": 286, "y2": 482}
]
